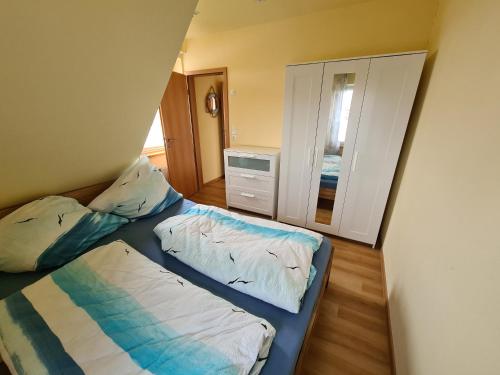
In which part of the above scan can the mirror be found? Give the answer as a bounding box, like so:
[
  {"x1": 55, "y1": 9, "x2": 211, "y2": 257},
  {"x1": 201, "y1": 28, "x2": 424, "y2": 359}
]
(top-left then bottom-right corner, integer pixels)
[
  {"x1": 205, "y1": 86, "x2": 220, "y2": 117},
  {"x1": 314, "y1": 73, "x2": 355, "y2": 225}
]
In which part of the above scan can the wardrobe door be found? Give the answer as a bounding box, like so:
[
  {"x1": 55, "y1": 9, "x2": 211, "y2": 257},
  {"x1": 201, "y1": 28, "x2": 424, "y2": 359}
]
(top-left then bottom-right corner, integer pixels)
[
  {"x1": 305, "y1": 59, "x2": 370, "y2": 234},
  {"x1": 339, "y1": 53, "x2": 426, "y2": 245},
  {"x1": 278, "y1": 63, "x2": 324, "y2": 226}
]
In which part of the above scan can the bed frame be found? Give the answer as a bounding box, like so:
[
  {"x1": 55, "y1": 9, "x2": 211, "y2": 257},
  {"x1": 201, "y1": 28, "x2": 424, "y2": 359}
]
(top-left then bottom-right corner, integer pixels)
[
  {"x1": 0, "y1": 181, "x2": 334, "y2": 375},
  {"x1": 294, "y1": 245, "x2": 333, "y2": 374},
  {"x1": 318, "y1": 187, "x2": 336, "y2": 200},
  {"x1": 0, "y1": 181, "x2": 112, "y2": 219}
]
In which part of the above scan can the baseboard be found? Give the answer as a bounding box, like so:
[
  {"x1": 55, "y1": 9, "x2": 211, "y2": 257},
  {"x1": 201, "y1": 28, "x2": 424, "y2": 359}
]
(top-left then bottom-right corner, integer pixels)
[
  {"x1": 380, "y1": 249, "x2": 397, "y2": 375},
  {"x1": 203, "y1": 175, "x2": 225, "y2": 186}
]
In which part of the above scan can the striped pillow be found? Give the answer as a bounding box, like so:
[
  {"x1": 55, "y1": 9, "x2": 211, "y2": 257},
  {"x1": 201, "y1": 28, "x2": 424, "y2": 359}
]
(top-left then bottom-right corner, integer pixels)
[{"x1": 0, "y1": 196, "x2": 127, "y2": 272}]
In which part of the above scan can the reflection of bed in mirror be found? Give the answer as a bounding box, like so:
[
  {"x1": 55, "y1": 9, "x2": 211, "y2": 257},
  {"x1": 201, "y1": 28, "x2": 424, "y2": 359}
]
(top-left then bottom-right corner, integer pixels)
[{"x1": 319, "y1": 154, "x2": 341, "y2": 200}]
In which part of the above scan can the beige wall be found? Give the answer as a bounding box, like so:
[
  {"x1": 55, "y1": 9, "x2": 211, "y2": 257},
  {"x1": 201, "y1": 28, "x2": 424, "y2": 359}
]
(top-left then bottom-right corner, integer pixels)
[
  {"x1": 0, "y1": 0, "x2": 197, "y2": 209},
  {"x1": 382, "y1": 0, "x2": 500, "y2": 374},
  {"x1": 183, "y1": 0, "x2": 437, "y2": 147},
  {"x1": 194, "y1": 75, "x2": 225, "y2": 183}
]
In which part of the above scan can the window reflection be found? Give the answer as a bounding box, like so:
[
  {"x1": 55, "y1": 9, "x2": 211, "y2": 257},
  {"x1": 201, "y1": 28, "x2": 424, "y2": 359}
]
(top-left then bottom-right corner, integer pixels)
[{"x1": 315, "y1": 73, "x2": 355, "y2": 225}]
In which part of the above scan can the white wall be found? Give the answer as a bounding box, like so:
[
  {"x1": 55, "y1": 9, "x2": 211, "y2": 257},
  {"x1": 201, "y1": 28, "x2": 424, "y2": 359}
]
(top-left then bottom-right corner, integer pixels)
[
  {"x1": 0, "y1": 0, "x2": 197, "y2": 208},
  {"x1": 382, "y1": 1, "x2": 500, "y2": 374}
]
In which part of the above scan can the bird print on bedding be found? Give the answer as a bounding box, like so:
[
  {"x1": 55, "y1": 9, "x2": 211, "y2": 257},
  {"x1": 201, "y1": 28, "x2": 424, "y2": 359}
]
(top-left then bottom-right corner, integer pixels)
[
  {"x1": 0, "y1": 196, "x2": 127, "y2": 272},
  {"x1": 15, "y1": 217, "x2": 37, "y2": 224},
  {"x1": 154, "y1": 204, "x2": 323, "y2": 313},
  {"x1": 88, "y1": 156, "x2": 183, "y2": 219},
  {"x1": 0, "y1": 241, "x2": 275, "y2": 375}
]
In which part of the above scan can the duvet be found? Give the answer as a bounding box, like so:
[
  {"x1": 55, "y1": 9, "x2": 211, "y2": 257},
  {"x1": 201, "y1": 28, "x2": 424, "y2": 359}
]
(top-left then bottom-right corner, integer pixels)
[
  {"x1": 0, "y1": 241, "x2": 275, "y2": 375},
  {"x1": 154, "y1": 205, "x2": 323, "y2": 313}
]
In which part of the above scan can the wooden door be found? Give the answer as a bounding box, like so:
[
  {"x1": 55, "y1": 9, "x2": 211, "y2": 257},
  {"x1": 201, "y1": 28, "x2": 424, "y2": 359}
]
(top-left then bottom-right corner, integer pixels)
[
  {"x1": 159, "y1": 72, "x2": 198, "y2": 197},
  {"x1": 339, "y1": 53, "x2": 426, "y2": 245},
  {"x1": 277, "y1": 63, "x2": 324, "y2": 226}
]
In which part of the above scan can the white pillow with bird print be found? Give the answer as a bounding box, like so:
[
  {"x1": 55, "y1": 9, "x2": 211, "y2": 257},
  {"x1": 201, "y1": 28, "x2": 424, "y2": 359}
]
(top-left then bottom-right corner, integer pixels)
[
  {"x1": 0, "y1": 196, "x2": 127, "y2": 272},
  {"x1": 88, "y1": 156, "x2": 182, "y2": 219}
]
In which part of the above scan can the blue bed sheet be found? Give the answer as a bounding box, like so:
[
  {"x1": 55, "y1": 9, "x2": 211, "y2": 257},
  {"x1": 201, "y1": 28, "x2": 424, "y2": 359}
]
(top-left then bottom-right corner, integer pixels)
[
  {"x1": 0, "y1": 199, "x2": 332, "y2": 375},
  {"x1": 320, "y1": 175, "x2": 338, "y2": 189}
]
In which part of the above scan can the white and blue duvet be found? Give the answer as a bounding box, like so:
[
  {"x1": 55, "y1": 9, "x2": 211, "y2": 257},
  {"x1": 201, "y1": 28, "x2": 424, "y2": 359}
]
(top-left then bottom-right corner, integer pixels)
[
  {"x1": 154, "y1": 205, "x2": 323, "y2": 313},
  {"x1": 0, "y1": 241, "x2": 275, "y2": 375},
  {"x1": 321, "y1": 154, "x2": 342, "y2": 180}
]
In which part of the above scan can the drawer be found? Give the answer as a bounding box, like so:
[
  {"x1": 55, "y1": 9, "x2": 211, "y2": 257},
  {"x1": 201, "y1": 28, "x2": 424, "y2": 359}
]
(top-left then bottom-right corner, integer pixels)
[
  {"x1": 227, "y1": 172, "x2": 275, "y2": 193},
  {"x1": 227, "y1": 187, "x2": 273, "y2": 215},
  {"x1": 224, "y1": 151, "x2": 277, "y2": 177}
]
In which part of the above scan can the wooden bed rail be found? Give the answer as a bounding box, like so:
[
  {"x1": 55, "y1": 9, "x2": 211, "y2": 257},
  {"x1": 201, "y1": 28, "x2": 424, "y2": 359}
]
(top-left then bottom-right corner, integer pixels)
[
  {"x1": 0, "y1": 181, "x2": 113, "y2": 219},
  {"x1": 294, "y1": 243, "x2": 334, "y2": 374}
]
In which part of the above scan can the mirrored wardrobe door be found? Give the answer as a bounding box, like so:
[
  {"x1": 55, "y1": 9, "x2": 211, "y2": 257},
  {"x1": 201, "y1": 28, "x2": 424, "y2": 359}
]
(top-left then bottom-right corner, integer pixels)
[{"x1": 305, "y1": 59, "x2": 370, "y2": 234}]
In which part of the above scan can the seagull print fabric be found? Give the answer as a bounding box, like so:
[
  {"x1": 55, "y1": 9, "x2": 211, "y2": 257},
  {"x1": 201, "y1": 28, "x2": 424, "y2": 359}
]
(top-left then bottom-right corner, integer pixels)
[
  {"x1": 88, "y1": 156, "x2": 182, "y2": 219},
  {"x1": 0, "y1": 241, "x2": 275, "y2": 375},
  {"x1": 154, "y1": 204, "x2": 323, "y2": 313},
  {"x1": 0, "y1": 196, "x2": 127, "y2": 272}
]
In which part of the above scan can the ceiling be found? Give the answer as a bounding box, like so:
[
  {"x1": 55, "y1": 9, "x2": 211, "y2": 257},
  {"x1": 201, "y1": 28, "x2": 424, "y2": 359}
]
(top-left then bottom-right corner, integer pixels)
[{"x1": 186, "y1": 0, "x2": 374, "y2": 38}]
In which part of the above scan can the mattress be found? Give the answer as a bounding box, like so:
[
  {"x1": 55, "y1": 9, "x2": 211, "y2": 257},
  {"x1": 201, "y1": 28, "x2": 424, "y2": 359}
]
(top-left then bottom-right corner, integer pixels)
[
  {"x1": 0, "y1": 199, "x2": 333, "y2": 375},
  {"x1": 320, "y1": 176, "x2": 338, "y2": 189}
]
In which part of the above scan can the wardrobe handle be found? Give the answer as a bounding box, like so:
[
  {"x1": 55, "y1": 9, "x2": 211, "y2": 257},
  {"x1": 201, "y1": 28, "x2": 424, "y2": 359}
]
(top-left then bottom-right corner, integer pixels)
[
  {"x1": 240, "y1": 192, "x2": 255, "y2": 198},
  {"x1": 240, "y1": 173, "x2": 256, "y2": 179},
  {"x1": 313, "y1": 147, "x2": 319, "y2": 168},
  {"x1": 351, "y1": 151, "x2": 359, "y2": 172},
  {"x1": 307, "y1": 147, "x2": 313, "y2": 168}
]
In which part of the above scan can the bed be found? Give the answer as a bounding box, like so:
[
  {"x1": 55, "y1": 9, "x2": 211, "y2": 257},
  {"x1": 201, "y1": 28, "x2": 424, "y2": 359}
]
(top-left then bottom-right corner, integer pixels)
[
  {"x1": 0, "y1": 198, "x2": 333, "y2": 375},
  {"x1": 319, "y1": 154, "x2": 341, "y2": 200}
]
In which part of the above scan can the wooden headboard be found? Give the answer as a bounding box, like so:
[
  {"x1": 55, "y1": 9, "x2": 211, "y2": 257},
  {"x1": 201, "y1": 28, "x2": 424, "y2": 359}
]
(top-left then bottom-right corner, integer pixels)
[{"x1": 0, "y1": 181, "x2": 113, "y2": 219}]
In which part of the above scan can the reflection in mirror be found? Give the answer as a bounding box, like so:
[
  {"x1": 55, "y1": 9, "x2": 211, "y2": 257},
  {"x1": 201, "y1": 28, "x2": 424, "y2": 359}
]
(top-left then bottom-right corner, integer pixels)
[{"x1": 315, "y1": 73, "x2": 355, "y2": 225}]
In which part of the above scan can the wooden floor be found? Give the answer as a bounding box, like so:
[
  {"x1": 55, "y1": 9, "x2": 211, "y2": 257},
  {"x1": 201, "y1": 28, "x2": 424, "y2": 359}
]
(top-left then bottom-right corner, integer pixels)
[{"x1": 190, "y1": 179, "x2": 393, "y2": 375}]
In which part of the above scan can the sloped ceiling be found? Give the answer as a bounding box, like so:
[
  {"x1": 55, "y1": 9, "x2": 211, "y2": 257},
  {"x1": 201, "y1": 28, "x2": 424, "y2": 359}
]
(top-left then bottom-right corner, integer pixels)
[{"x1": 0, "y1": 0, "x2": 198, "y2": 208}]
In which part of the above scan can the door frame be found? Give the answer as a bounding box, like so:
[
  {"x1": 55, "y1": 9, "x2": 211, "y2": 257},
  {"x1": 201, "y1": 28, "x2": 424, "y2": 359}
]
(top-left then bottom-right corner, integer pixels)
[{"x1": 185, "y1": 67, "x2": 229, "y2": 189}]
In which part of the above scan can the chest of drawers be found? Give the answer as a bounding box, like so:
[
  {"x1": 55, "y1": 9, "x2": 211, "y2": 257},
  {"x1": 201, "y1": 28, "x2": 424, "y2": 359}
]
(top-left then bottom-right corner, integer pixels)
[{"x1": 224, "y1": 146, "x2": 280, "y2": 218}]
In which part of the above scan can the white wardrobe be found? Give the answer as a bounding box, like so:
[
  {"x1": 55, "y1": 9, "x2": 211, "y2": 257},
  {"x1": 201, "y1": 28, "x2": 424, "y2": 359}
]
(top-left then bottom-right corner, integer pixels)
[{"x1": 277, "y1": 51, "x2": 426, "y2": 246}]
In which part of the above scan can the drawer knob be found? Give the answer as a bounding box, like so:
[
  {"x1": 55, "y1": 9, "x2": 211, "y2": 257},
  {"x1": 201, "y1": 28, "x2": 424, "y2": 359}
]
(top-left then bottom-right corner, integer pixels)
[{"x1": 240, "y1": 192, "x2": 255, "y2": 198}]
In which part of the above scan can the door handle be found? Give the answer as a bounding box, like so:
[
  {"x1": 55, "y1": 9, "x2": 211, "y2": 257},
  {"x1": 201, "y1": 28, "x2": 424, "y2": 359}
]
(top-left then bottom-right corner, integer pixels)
[
  {"x1": 165, "y1": 138, "x2": 176, "y2": 149},
  {"x1": 240, "y1": 192, "x2": 255, "y2": 198}
]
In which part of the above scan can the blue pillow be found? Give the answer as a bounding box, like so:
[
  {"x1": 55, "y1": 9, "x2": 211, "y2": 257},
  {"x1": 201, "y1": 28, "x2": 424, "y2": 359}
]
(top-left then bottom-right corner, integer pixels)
[
  {"x1": 0, "y1": 196, "x2": 127, "y2": 272},
  {"x1": 88, "y1": 156, "x2": 182, "y2": 219}
]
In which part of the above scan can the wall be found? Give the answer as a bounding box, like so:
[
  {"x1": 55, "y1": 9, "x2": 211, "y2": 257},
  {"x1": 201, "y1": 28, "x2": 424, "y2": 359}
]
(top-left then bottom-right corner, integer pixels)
[
  {"x1": 183, "y1": 0, "x2": 437, "y2": 147},
  {"x1": 0, "y1": 0, "x2": 197, "y2": 209},
  {"x1": 382, "y1": 0, "x2": 500, "y2": 374},
  {"x1": 144, "y1": 152, "x2": 168, "y2": 181},
  {"x1": 194, "y1": 75, "x2": 225, "y2": 183}
]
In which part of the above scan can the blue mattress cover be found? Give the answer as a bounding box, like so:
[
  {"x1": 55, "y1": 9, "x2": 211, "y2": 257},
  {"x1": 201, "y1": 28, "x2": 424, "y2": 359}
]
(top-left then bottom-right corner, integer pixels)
[
  {"x1": 320, "y1": 173, "x2": 339, "y2": 181},
  {"x1": 320, "y1": 176, "x2": 338, "y2": 189},
  {"x1": 0, "y1": 199, "x2": 332, "y2": 375}
]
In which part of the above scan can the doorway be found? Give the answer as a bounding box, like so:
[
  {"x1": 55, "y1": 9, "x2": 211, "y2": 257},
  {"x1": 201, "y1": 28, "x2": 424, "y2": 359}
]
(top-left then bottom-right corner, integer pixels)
[
  {"x1": 186, "y1": 68, "x2": 230, "y2": 189},
  {"x1": 142, "y1": 68, "x2": 229, "y2": 198}
]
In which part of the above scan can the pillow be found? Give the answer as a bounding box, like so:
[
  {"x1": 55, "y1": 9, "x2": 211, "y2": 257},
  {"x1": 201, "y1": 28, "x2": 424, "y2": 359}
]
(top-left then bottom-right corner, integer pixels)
[
  {"x1": 0, "y1": 196, "x2": 128, "y2": 272},
  {"x1": 88, "y1": 156, "x2": 182, "y2": 219}
]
